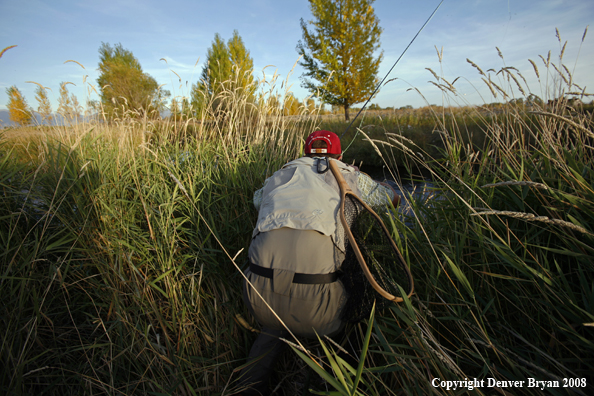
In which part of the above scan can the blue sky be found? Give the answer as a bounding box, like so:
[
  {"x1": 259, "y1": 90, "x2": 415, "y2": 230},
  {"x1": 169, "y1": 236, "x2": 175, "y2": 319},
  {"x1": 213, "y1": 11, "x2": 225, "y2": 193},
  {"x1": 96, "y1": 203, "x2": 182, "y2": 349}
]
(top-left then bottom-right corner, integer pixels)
[{"x1": 1, "y1": 0, "x2": 592, "y2": 114}]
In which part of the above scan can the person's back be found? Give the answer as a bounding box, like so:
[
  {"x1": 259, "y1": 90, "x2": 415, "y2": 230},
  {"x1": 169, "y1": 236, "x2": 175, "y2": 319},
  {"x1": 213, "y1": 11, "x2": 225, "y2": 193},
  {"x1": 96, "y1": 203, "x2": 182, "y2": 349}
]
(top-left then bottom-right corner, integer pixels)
[
  {"x1": 236, "y1": 130, "x2": 398, "y2": 395},
  {"x1": 245, "y1": 155, "x2": 360, "y2": 338}
]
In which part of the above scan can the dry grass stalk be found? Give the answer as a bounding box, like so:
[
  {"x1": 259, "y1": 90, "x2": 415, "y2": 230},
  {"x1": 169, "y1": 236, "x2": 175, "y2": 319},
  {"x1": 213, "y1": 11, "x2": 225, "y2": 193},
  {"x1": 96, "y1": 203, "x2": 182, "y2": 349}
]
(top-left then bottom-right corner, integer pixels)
[
  {"x1": 528, "y1": 59, "x2": 540, "y2": 79},
  {"x1": 471, "y1": 210, "x2": 593, "y2": 236},
  {"x1": 425, "y1": 67, "x2": 440, "y2": 81},
  {"x1": 469, "y1": 339, "x2": 571, "y2": 387},
  {"x1": 560, "y1": 41, "x2": 567, "y2": 60},
  {"x1": 435, "y1": 45, "x2": 443, "y2": 62},
  {"x1": 562, "y1": 64, "x2": 573, "y2": 87},
  {"x1": 529, "y1": 111, "x2": 594, "y2": 139},
  {"x1": 0, "y1": 45, "x2": 17, "y2": 59},
  {"x1": 441, "y1": 77, "x2": 457, "y2": 93},
  {"x1": 481, "y1": 78, "x2": 497, "y2": 98},
  {"x1": 64, "y1": 60, "x2": 85, "y2": 69},
  {"x1": 364, "y1": 129, "x2": 416, "y2": 157},
  {"x1": 488, "y1": 78, "x2": 508, "y2": 98},
  {"x1": 466, "y1": 58, "x2": 485, "y2": 76},
  {"x1": 385, "y1": 132, "x2": 416, "y2": 146},
  {"x1": 551, "y1": 63, "x2": 569, "y2": 85},
  {"x1": 540, "y1": 51, "x2": 551, "y2": 68},
  {"x1": 481, "y1": 180, "x2": 549, "y2": 189},
  {"x1": 506, "y1": 71, "x2": 526, "y2": 96}
]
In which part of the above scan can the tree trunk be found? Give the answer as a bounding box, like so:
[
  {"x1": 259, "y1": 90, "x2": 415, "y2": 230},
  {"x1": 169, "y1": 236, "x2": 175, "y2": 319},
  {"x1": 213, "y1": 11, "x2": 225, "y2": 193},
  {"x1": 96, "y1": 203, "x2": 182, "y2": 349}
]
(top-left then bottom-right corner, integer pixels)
[{"x1": 344, "y1": 104, "x2": 350, "y2": 121}]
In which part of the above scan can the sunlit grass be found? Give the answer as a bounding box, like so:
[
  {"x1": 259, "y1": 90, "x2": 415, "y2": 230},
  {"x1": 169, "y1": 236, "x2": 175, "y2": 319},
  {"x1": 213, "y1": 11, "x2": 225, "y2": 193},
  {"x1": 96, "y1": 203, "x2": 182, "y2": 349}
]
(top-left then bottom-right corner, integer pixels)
[
  {"x1": 2, "y1": 31, "x2": 594, "y2": 395},
  {"x1": 297, "y1": 30, "x2": 594, "y2": 396},
  {"x1": 0, "y1": 70, "x2": 319, "y2": 394}
]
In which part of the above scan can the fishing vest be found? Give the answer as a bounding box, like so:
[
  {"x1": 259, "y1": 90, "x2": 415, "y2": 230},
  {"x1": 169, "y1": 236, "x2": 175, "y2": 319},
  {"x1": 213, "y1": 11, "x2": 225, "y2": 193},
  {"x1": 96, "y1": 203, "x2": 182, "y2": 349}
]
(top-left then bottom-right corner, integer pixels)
[{"x1": 253, "y1": 157, "x2": 360, "y2": 250}]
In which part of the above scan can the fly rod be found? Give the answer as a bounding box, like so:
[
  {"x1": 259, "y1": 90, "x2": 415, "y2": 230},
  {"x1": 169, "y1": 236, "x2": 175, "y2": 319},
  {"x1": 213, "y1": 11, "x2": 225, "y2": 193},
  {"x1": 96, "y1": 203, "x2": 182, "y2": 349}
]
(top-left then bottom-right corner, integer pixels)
[{"x1": 341, "y1": 0, "x2": 444, "y2": 143}]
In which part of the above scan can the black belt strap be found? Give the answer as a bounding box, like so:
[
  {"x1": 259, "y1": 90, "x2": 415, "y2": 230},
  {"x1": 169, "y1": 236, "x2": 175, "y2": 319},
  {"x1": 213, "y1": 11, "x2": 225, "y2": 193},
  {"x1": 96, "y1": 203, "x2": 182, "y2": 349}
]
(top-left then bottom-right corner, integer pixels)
[{"x1": 249, "y1": 263, "x2": 339, "y2": 284}]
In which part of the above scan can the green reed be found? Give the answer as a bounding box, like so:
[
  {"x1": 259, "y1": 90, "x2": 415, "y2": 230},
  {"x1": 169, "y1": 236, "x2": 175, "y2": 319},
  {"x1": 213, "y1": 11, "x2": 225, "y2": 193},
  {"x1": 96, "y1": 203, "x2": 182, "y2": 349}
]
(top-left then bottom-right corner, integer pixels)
[
  {"x1": 0, "y1": 70, "x2": 316, "y2": 395},
  {"x1": 2, "y1": 31, "x2": 594, "y2": 395},
  {"x1": 296, "y1": 30, "x2": 594, "y2": 396}
]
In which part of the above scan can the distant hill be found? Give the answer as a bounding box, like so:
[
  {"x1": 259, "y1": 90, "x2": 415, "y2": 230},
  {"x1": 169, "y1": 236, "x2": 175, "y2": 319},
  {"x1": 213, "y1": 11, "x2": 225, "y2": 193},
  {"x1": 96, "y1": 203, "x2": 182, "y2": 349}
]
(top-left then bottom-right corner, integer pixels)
[
  {"x1": 0, "y1": 109, "x2": 69, "y2": 128},
  {"x1": 0, "y1": 110, "x2": 14, "y2": 127},
  {"x1": 1, "y1": 109, "x2": 173, "y2": 128}
]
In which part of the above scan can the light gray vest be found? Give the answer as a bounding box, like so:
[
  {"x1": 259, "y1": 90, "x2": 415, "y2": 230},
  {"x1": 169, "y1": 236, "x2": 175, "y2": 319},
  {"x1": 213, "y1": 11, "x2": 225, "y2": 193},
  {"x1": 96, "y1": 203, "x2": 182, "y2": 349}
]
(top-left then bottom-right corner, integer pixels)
[{"x1": 253, "y1": 157, "x2": 360, "y2": 251}]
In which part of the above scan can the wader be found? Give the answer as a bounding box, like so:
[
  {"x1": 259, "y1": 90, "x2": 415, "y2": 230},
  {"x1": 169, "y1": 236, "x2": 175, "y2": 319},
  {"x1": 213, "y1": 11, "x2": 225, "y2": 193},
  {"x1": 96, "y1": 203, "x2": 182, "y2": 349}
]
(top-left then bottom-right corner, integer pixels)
[{"x1": 238, "y1": 157, "x2": 360, "y2": 394}]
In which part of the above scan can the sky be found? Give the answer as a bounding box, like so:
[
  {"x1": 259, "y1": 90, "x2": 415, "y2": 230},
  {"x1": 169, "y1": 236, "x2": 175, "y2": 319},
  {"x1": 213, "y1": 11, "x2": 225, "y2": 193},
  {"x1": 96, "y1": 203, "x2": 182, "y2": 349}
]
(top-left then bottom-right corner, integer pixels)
[{"x1": 0, "y1": 0, "x2": 593, "y2": 115}]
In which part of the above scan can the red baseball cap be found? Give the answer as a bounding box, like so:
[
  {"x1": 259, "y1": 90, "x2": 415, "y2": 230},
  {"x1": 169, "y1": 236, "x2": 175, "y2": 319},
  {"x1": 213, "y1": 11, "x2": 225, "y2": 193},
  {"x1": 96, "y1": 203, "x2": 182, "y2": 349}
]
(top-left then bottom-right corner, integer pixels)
[{"x1": 304, "y1": 130, "x2": 342, "y2": 155}]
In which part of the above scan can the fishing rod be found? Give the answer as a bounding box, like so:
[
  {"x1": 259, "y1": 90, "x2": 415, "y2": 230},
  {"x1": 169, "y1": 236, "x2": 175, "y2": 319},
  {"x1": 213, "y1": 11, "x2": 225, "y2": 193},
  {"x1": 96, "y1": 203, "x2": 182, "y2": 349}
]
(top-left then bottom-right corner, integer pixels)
[{"x1": 341, "y1": 0, "x2": 444, "y2": 142}]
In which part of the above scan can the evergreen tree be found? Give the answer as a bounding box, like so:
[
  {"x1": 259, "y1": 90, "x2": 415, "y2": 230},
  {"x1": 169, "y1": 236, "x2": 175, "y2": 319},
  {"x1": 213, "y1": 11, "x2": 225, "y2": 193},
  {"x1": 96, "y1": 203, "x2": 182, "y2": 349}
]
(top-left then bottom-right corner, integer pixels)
[
  {"x1": 6, "y1": 86, "x2": 33, "y2": 126},
  {"x1": 297, "y1": 0, "x2": 383, "y2": 120},
  {"x1": 97, "y1": 42, "x2": 169, "y2": 118},
  {"x1": 35, "y1": 85, "x2": 53, "y2": 125},
  {"x1": 227, "y1": 30, "x2": 255, "y2": 94},
  {"x1": 199, "y1": 34, "x2": 232, "y2": 96},
  {"x1": 191, "y1": 31, "x2": 254, "y2": 116}
]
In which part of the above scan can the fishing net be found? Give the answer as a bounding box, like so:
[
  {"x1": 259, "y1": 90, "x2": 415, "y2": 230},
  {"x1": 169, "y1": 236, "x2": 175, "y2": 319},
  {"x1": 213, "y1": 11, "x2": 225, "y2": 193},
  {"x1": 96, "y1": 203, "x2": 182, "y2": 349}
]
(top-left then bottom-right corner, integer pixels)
[{"x1": 338, "y1": 193, "x2": 413, "y2": 323}]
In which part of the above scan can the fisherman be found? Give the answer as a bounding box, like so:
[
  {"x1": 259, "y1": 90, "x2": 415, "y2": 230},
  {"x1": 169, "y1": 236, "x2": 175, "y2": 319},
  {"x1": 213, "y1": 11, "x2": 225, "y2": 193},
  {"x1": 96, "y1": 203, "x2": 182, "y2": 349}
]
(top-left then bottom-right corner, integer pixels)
[{"x1": 235, "y1": 130, "x2": 399, "y2": 395}]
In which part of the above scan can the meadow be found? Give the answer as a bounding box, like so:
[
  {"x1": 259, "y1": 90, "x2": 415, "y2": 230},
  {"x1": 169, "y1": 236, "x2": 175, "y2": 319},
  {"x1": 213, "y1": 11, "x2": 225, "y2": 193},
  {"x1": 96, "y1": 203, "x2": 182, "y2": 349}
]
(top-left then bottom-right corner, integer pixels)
[{"x1": 1, "y1": 45, "x2": 593, "y2": 395}]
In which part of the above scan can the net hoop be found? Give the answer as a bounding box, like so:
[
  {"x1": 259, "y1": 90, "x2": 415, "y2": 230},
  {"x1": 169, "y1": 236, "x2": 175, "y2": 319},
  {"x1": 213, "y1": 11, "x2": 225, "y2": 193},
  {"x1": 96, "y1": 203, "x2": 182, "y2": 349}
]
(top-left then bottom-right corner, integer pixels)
[{"x1": 329, "y1": 159, "x2": 414, "y2": 302}]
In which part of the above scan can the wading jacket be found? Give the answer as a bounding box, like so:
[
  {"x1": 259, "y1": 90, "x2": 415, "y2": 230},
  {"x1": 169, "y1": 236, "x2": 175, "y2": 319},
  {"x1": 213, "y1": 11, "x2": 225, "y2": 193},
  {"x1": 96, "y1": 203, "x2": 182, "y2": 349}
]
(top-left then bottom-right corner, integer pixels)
[{"x1": 252, "y1": 156, "x2": 361, "y2": 251}]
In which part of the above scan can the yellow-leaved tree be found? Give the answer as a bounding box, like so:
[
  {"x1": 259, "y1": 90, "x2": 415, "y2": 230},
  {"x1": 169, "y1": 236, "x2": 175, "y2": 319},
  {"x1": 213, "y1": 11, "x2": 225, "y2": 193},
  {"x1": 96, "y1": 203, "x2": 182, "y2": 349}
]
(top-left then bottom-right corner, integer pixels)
[
  {"x1": 6, "y1": 86, "x2": 33, "y2": 127},
  {"x1": 97, "y1": 42, "x2": 169, "y2": 119},
  {"x1": 191, "y1": 30, "x2": 255, "y2": 117},
  {"x1": 283, "y1": 93, "x2": 301, "y2": 116},
  {"x1": 297, "y1": 0, "x2": 383, "y2": 121}
]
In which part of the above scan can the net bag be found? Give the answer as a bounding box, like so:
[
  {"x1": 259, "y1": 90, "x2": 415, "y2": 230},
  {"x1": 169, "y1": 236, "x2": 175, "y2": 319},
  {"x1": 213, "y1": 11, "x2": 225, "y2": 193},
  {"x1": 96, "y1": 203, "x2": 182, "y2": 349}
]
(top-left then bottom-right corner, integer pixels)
[{"x1": 329, "y1": 159, "x2": 414, "y2": 323}]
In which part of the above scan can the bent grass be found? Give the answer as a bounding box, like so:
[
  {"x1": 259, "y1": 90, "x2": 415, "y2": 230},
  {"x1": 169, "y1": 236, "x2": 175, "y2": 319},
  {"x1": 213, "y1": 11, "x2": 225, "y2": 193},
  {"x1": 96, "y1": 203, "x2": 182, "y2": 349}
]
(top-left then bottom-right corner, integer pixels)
[
  {"x1": 295, "y1": 30, "x2": 594, "y2": 396},
  {"x1": 2, "y1": 30, "x2": 594, "y2": 395}
]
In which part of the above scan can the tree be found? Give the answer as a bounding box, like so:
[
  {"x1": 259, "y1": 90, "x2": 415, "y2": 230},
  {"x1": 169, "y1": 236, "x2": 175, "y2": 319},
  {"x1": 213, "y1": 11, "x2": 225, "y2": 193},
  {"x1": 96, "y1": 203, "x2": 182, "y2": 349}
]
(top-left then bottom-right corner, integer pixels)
[
  {"x1": 97, "y1": 42, "x2": 168, "y2": 118},
  {"x1": 266, "y1": 94, "x2": 281, "y2": 115},
  {"x1": 283, "y1": 93, "x2": 301, "y2": 116},
  {"x1": 297, "y1": 0, "x2": 383, "y2": 121},
  {"x1": 305, "y1": 98, "x2": 316, "y2": 113},
  {"x1": 35, "y1": 85, "x2": 53, "y2": 125},
  {"x1": 526, "y1": 94, "x2": 543, "y2": 108},
  {"x1": 191, "y1": 30, "x2": 255, "y2": 116},
  {"x1": 227, "y1": 31, "x2": 255, "y2": 95},
  {"x1": 6, "y1": 86, "x2": 33, "y2": 126}
]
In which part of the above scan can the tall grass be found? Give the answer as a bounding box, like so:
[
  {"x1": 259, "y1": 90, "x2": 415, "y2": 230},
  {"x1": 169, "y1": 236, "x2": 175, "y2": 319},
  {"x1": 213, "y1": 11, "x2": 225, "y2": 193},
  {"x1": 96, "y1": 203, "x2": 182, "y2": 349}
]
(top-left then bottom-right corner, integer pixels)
[
  {"x1": 295, "y1": 30, "x2": 594, "y2": 396},
  {"x1": 0, "y1": 70, "x2": 318, "y2": 395},
  {"x1": 2, "y1": 32, "x2": 594, "y2": 395}
]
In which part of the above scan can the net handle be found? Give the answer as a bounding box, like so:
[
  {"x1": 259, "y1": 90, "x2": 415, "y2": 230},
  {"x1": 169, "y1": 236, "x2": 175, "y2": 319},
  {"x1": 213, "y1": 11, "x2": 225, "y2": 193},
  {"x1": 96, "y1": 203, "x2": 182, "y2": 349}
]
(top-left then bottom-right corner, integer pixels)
[{"x1": 329, "y1": 159, "x2": 413, "y2": 302}]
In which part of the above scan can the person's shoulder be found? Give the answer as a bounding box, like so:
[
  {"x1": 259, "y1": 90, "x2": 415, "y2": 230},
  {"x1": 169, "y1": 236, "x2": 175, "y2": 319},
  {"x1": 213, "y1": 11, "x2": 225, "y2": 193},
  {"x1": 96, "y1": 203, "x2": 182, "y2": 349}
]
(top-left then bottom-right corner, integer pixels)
[
  {"x1": 333, "y1": 159, "x2": 358, "y2": 173},
  {"x1": 282, "y1": 156, "x2": 314, "y2": 168}
]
